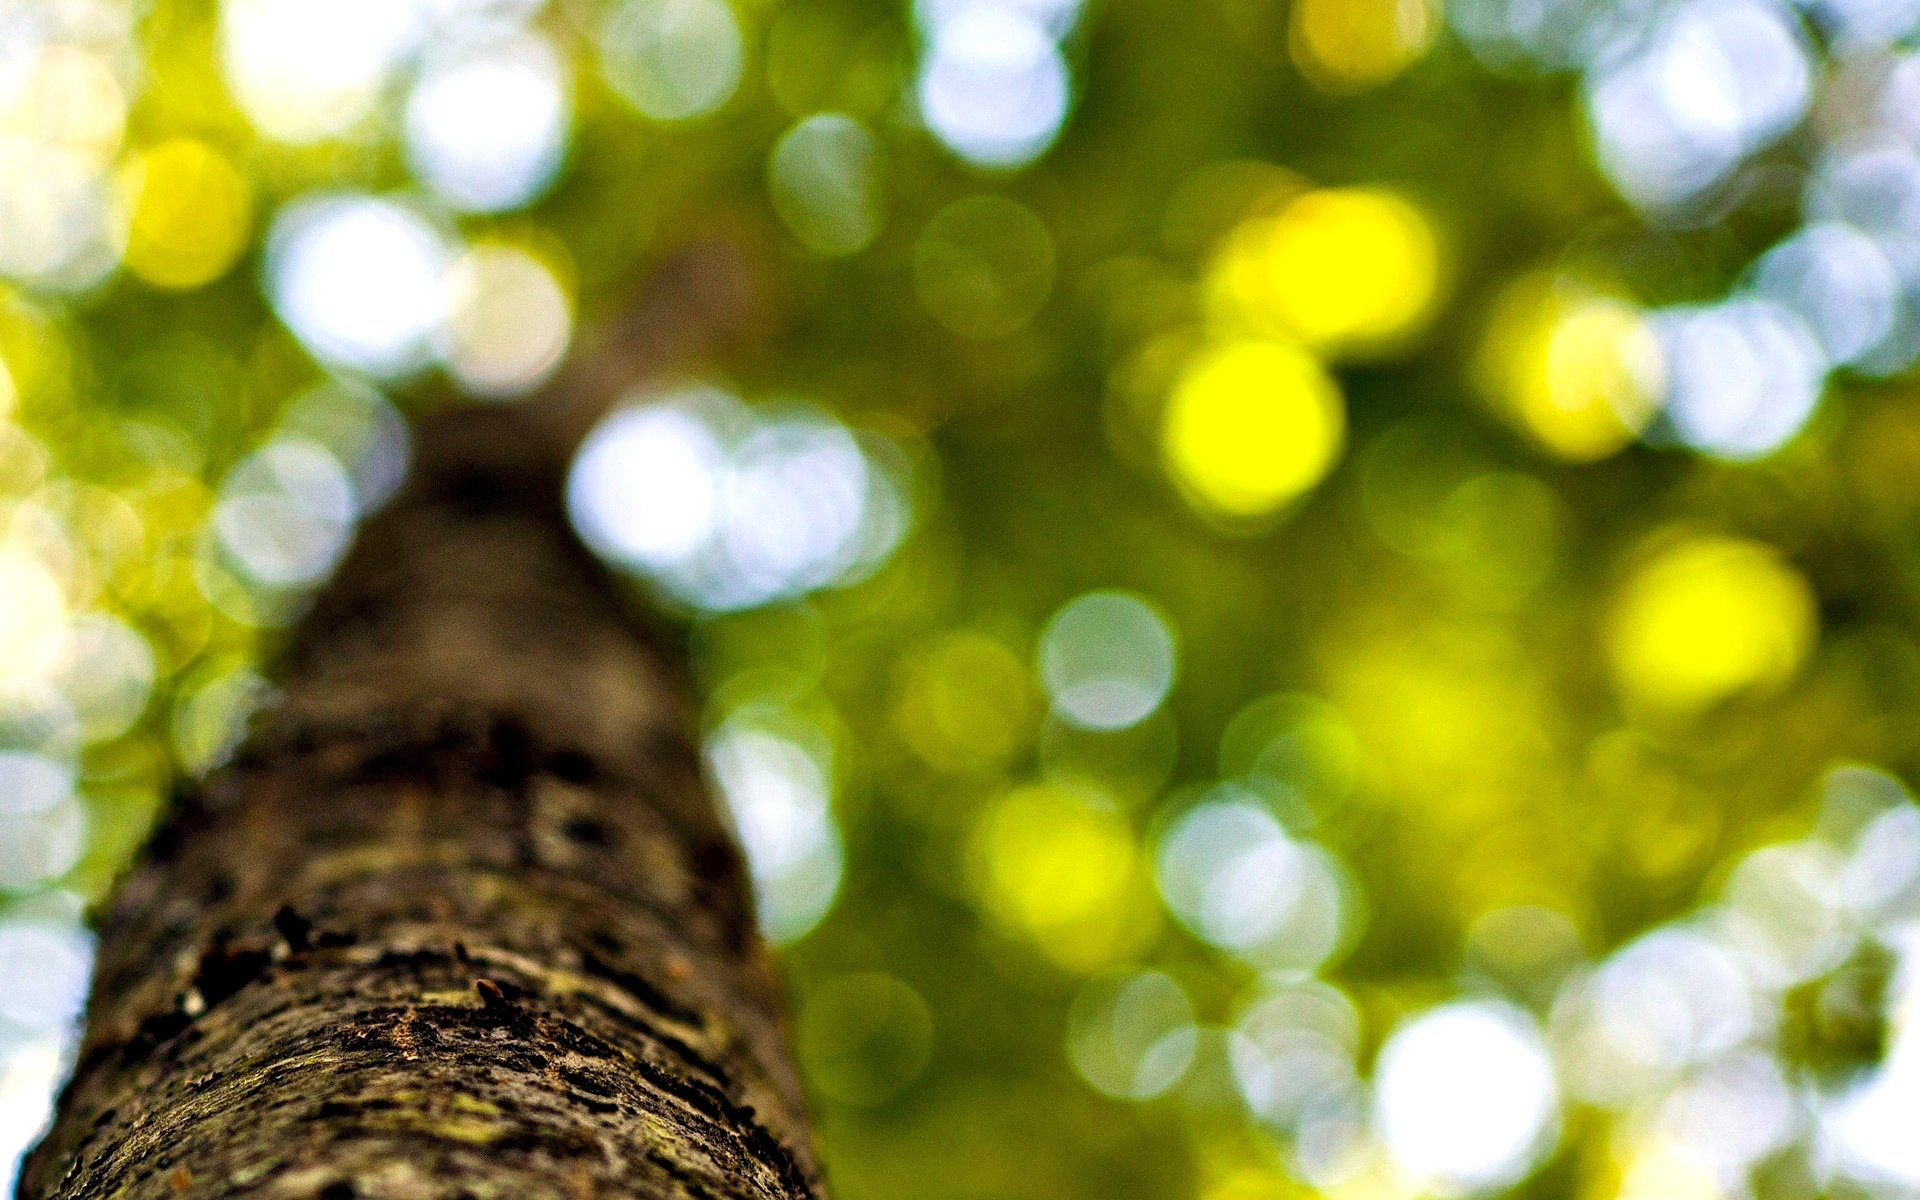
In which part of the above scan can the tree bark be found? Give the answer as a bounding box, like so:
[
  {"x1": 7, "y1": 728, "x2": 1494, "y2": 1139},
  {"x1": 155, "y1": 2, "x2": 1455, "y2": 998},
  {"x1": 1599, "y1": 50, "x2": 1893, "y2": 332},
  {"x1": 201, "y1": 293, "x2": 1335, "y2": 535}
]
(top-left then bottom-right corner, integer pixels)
[{"x1": 18, "y1": 405, "x2": 825, "y2": 1200}]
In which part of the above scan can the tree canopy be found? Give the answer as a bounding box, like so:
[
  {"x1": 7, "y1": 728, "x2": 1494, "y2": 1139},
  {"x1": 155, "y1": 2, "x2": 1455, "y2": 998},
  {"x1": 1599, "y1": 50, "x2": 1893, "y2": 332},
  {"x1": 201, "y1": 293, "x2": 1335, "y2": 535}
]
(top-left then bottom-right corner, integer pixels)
[{"x1": 5, "y1": 0, "x2": 1920, "y2": 1196}]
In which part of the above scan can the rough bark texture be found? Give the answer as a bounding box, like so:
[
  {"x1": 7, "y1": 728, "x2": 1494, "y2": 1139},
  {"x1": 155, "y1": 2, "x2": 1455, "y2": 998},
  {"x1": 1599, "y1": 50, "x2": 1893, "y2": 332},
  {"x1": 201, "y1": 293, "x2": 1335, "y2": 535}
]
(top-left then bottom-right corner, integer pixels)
[{"x1": 20, "y1": 408, "x2": 825, "y2": 1200}]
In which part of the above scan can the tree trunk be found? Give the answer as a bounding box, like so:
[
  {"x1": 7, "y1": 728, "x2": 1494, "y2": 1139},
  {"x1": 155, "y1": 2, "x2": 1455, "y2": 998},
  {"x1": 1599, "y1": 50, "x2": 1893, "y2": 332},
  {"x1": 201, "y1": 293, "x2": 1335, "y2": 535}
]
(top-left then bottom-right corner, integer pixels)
[{"x1": 18, "y1": 406, "x2": 825, "y2": 1200}]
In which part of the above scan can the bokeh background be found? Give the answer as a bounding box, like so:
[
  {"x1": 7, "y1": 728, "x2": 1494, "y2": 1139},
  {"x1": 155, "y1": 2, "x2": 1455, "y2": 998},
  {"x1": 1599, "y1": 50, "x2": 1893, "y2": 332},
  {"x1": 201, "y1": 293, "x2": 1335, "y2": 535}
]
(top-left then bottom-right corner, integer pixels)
[{"x1": 8, "y1": 0, "x2": 1920, "y2": 1195}]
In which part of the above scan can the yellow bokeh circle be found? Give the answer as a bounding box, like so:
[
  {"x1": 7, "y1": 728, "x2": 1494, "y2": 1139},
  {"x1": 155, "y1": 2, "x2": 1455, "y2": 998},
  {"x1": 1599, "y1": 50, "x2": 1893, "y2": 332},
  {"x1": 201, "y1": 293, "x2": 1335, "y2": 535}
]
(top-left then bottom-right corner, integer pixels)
[
  {"x1": 0, "y1": 547, "x2": 69, "y2": 694},
  {"x1": 1290, "y1": 0, "x2": 1439, "y2": 93},
  {"x1": 971, "y1": 784, "x2": 1156, "y2": 971},
  {"x1": 1478, "y1": 277, "x2": 1663, "y2": 462},
  {"x1": 1606, "y1": 535, "x2": 1816, "y2": 716},
  {"x1": 1163, "y1": 337, "x2": 1346, "y2": 518},
  {"x1": 120, "y1": 139, "x2": 252, "y2": 290},
  {"x1": 1210, "y1": 187, "x2": 1439, "y2": 354}
]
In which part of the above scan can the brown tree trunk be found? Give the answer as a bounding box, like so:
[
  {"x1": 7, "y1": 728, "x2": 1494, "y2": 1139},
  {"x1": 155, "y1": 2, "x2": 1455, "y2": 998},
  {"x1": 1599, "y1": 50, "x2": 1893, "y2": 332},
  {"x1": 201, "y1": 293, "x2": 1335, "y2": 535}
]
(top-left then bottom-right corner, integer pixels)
[{"x1": 18, "y1": 404, "x2": 825, "y2": 1200}]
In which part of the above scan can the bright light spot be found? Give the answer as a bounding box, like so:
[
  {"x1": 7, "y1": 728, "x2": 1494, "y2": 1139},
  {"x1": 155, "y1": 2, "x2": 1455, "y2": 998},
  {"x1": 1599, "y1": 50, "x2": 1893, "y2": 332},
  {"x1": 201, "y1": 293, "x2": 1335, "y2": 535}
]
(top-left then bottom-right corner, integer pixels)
[
  {"x1": 0, "y1": 914, "x2": 91, "y2": 1031},
  {"x1": 0, "y1": 142, "x2": 118, "y2": 289},
  {"x1": 1606, "y1": 534, "x2": 1815, "y2": 716},
  {"x1": 1229, "y1": 980, "x2": 1360, "y2": 1128},
  {"x1": 717, "y1": 418, "x2": 883, "y2": 605},
  {"x1": 1650, "y1": 298, "x2": 1827, "y2": 459},
  {"x1": 1552, "y1": 926, "x2": 1757, "y2": 1102},
  {"x1": 1586, "y1": 59, "x2": 1738, "y2": 211},
  {"x1": 708, "y1": 715, "x2": 843, "y2": 944},
  {"x1": 1212, "y1": 188, "x2": 1440, "y2": 354},
  {"x1": 1722, "y1": 841, "x2": 1850, "y2": 984},
  {"x1": 1644, "y1": 1051, "x2": 1797, "y2": 1181},
  {"x1": 1842, "y1": 802, "x2": 1920, "y2": 917},
  {"x1": 0, "y1": 45, "x2": 126, "y2": 158},
  {"x1": 405, "y1": 34, "x2": 568, "y2": 212},
  {"x1": 436, "y1": 243, "x2": 572, "y2": 398},
  {"x1": 0, "y1": 754, "x2": 83, "y2": 890},
  {"x1": 599, "y1": 0, "x2": 744, "y2": 122},
  {"x1": 914, "y1": 195, "x2": 1057, "y2": 339},
  {"x1": 1068, "y1": 969, "x2": 1198, "y2": 1100},
  {"x1": 1294, "y1": 1102, "x2": 1376, "y2": 1190},
  {"x1": 1162, "y1": 337, "x2": 1346, "y2": 516},
  {"x1": 1614, "y1": 1136, "x2": 1739, "y2": 1200},
  {"x1": 0, "y1": 45, "x2": 127, "y2": 288},
  {"x1": 1584, "y1": 0, "x2": 1813, "y2": 209},
  {"x1": 570, "y1": 396, "x2": 729, "y2": 568},
  {"x1": 915, "y1": 0, "x2": 1086, "y2": 37},
  {"x1": 917, "y1": 4, "x2": 1070, "y2": 168},
  {"x1": 220, "y1": 0, "x2": 424, "y2": 141},
  {"x1": 1749, "y1": 223, "x2": 1900, "y2": 367},
  {"x1": 213, "y1": 438, "x2": 358, "y2": 587},
  {"x1": 769, "y1": 114, "x2": 884, "y2": 257},
  {"x1": 1038, "y1": 590, "x2": 1177, "y2": 731},
  {"x1": 0, "y1": 1038, "x2": 71, "y2": 1199},
  {"x1": 972, "y1": 783, "x2": 1153, "y2": 970},
  {"x1": 119, "y1": 139, "x2": 252, "y2": 290},
  {"x1": 0, "y1": 549, "x2": 69, "y2": 696},
  {"x1": 1477, "y1": 278, "x2": 1662, "y2": 461},
  {"x1": 59, "y1": 613, "x2": 155, "y2": 742},
  {"x1": 1804, "y1": 145, "x2": 1920, "y2": 372},
  {"x1": 274, "y1": 380, "x2": 412, "y2": 511},
  {"x1": 568, "y1": 387, "x2": 907, "y2": 612},
  {"x1": 1155, "y1": 794, "x2": 1349, "y2": 970},
  {"x1": 1822, "y1": 923, "x2": 1920, "y2": 1186},
  {"x1": 1373, "y1": 1001, "x2": 1559, "y2": 1191},
  {"x1": 1808, "y1": 140, "x2": 1920, "y2": 242},
  {"x1": 1290, "y1": 0, "x2": 1439, "y2": 91},
  {"x1": 416, "y1": 0, "x2": 549, "y2": 35},
  {"x1": 1883, "y1": 54, "x2": 1920, "y2": 144},
  {"x1": 266, "y1": 194, "x2": 454, "y2": 377}
]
